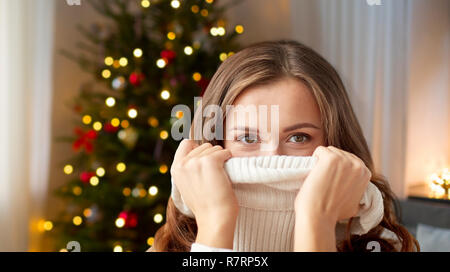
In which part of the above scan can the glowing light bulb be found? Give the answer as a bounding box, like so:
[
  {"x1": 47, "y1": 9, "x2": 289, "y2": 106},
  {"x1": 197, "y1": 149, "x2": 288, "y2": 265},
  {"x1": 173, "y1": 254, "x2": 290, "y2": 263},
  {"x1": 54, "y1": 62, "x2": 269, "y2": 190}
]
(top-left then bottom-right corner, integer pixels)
[
  {"x1": 192, "y1": 72, "x2": 202, "y2": 82},
  {"x1": 159, "y1": 164, "x2": 168, "y2": 174},
  {"x1": 133, "y1": 48, "x2": 143, "y2": 58},
  {"x1": 89, "y1": 176, "x2": 99, "y2": 186},
  {"x1": 156, "y1": 58, "x2": 166, "y2": 68},
  {"x1": 148, "y1": 186, "x2": 158, "y2": 196},
  {"x1": 127, "y1": 108, "x2": 138, "y2": 119},
  {"x1": 73, "y1": 216, "x2": 82, "y2": 226},
  {"x1": 184, "y1": 46, "x2": 193, "y2": 55},
  {"x1": 96, "y1": 167, "x2": 105, "y2": 177},
  {"x1": 171, "y1": 0, "x2": 180, "y2": 9},
  {"x1": 153, "y1": 213, "x2": 163, "y2": 223},
  {"x1": 159, "y1": 130, "x2": 169, "y2": 140},
  {"x1": 93, "y1": 122, "x2": 102, "y2": 131},
  {"x1": 113, "y1": 245, "x2": 123, "y2": 252},
  {"x1": 141, "y1": 0, "x2": 150, "y2": 8},
  {"x1": 115, "y1": 218, "x2": 125, "y2": 228},
  {"x1": 102, "y1": 69, "x2": 111, "y2": 79},
  {"x1": 160, "y1": 90, "x2": 170, "y2": 100},
  {"x1": 167, "y1": 32, "x2": 176, "y2": 40},
  {"x1": 116, "y1": 162, "x2": 126, "y2": 172},
  {"x1": 43, "y1": 221, "x2": 53, "y2": 231},
  {"x1": 63, "y1": 165, "x2": 73, "y2": 175},
  {"x1": 105, "y1": 97, "x2": 116, "y2": 107},
  {"x1": 111, "y1": 118, "x2": 120, "y2": 127},
  {"x1": 104, "y1": 56, "x2": 114, "y2": 66},
  {"x1": 119, "y1": 57, "x2": 128, "y2": 67},
  {"x1": 82, "y1": 115, "x2": 92, "y2": 125},
  {"x1": 235, "y1": 25, "x2": 244, "y2": 34}
]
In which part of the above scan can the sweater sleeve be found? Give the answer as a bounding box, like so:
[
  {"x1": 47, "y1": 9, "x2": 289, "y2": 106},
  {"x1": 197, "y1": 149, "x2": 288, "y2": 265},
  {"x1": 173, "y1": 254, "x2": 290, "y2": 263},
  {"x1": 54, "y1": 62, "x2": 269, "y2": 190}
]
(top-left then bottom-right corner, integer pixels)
[{"x1": 190, "y1": 242, "x2": 236, "y2": 252}]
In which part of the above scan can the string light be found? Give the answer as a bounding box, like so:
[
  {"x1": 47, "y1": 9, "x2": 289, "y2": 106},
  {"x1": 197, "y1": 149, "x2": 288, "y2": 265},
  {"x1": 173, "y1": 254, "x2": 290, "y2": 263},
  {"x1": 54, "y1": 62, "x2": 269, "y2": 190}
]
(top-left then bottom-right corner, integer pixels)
[
  {"x1": 123, "y1": 187, "x2": 131, "y2": 196},
  {"x1": 191, "y1": 5, "x2": 199, "y2": 13},
  {"x1": 63, "y1": 164, "x2": 73, "y2": 175},
  {"x1": 43, "y1": 221, "x2": 53, "y2": 231},
  {"x1": 82, "y1": 115, "x2": 92, "y2": 125},
  {"x1": 121, "y1": 120, "x2": 129, "y2": 129},
  {"x1": 72, "y1": 186, "x2": 82, "y2": 196},
  {"x1": 116, "y1": 162, "x2": 126, "y2": 172},
  {"x1": 148, "y1": 116, "x2": 159, "y2": 127},
  {"x1": 133, "y1": 48, "x2": 143, "y2": 58},
  {"x1": 201, "y1": 9, "x2": 208, "y2": 17},
  {"x1": 184, "y1": 46, "x2": 193, "y2": 55},
  {"x1": 192, "y1": 72, "x2": 202, "y2": 82},
  {"x1": 96, "y1": 167, "x2": 105, "y2": 177},
  {"x1": 104, "y1": 56, "x2": 114, "y2": 66},
  {"x1": 170, "y1": 0, "x2": 180, "y2": 9},
  {"x1": 83, "y1": 208, "x2": 92, "y2": 218},
  {"x1": 113, "y1": 245, "x2": 123, "y2": 252},
  {"x1": 205, "y1": 0, "x2": 214, "y2": 3},
  {"x1": 105, "y1": 97, "x2": 116, "y2": 107},
  {"x1": 147, "y1": 237, "x2": 155, "y2": 246},
  {"x1": 216, "y1": 27, "x2": 226, "y2": 36},
  {"x1": 73, "y1": 216, "x2": 83, "y2": 226},
  {"x1": 93, "y1": 122, "x2": 102, "y2": 131},
  {"x1": 139, "y1": 188, "x2": 147, "y2": 198},
  {"x1": 90, "y1": 176, "x2": 99, "y2": 186},
  {"x1": 115, "y1": 218, "x2": 125, "y2": 228},
  {"x1": 60, "y1": 248, "x2": 68, "y2": 252},
  {"x1": 156, "y1": 58, "x2": 166, "y2": 68},
  {"x1": 167, "y1": 32, "x2": 176, "y2": 40},
  {"x1": 210, "y1": 27, "x2": 218, "y2": 36},
  {"x1": 219, "y1": 52, "x2": 228, "y2": 61},
  {"x1": 113, "y1": 60, "x2": 121, "y2": 69},
  {"x1": 160, "y1": 90, "x2": 170, "y2": 100},
  {"x1": 102, "y1": 69, "x2": 111, "y2": 79},
  {"x1": 159, "y1": 164, "x2": 168, "y2": 174},
  {"x1": 159, "y1": 130, "x2": 169, "y2": 140},
  {"x1": 153, "y1": 213, "x2": 163, "y2": 224},
  {"x1": 235, "y1": 25, "x2": 244, "y2": 34},
  {"x1": 228, "y1": 52, "x2": 235, "y2": 57},
  {"x1": 111, "y1": 118, "x2": 120, "y2": 127},
  {"x1": 141, "y1": 0, "x2": 150, "y2": 8},
  {"x1": 127, "y1": 108, "x2": 138, "y2": 119},
  {"x1": 119, "y1": 57, "x2": 128, "y2": 67},
  {"x1": 148, "y1": 186, "x2": 158, "y2": 196}
]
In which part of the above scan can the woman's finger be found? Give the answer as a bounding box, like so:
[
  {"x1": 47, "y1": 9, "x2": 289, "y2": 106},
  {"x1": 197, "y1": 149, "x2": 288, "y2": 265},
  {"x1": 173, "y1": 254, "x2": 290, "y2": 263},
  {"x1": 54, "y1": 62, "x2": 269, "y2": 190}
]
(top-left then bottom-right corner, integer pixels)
[
  {"x1": 186, "y1": 142, "x2": 213, "y2": 158},
  {"x1": 198, "y1": 145, "x2": 223, "y2": 157},
  {"x1": 173, "y1": 139, "x2": 198, "y2": 162}
]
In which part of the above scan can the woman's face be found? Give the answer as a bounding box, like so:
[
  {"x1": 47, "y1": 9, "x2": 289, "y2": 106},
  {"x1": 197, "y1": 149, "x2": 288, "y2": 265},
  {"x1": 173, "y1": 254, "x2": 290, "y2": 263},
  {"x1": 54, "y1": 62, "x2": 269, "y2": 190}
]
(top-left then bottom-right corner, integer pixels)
[{"x1": 224, "y1": 77, "x2": 325, "y2": 157}]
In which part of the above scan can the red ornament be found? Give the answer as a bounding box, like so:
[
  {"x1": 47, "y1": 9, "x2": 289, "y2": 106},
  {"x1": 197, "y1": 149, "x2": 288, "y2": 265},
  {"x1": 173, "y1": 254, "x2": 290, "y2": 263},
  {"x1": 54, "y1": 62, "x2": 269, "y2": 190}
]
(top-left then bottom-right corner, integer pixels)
[
  {"x1": 160, "y1": 50, "x2": 176, "y2": 64},
  {"x1": 73, "y1": 127, "x2": 98, "y2": 153},
  {"x1": 118, "y1": 211, "x2": 138, "y2": 228},
  {"x1": 80, "y1": 171, "x2": 96, "y2": 183},
  {"x1": 129, "y1": 72, "x2": 144, "y2": 86},
  {"x1": 104, "y1": 122, "x2": 119, "y2": 133}
]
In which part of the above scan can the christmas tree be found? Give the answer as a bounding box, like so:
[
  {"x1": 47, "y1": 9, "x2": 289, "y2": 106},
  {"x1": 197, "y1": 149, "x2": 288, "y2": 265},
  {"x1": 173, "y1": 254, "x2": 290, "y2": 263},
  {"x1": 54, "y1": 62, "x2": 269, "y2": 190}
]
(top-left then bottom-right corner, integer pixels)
[{"x1": 47, "y1": 0, "x2": 244, "y2": 252}]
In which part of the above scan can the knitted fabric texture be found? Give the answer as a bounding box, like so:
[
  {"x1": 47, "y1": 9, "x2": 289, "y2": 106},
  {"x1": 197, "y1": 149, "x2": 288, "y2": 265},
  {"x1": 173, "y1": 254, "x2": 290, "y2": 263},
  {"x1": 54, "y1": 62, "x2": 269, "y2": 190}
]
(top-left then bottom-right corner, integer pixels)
[{"x1": 170, "y1": 155, "x2": 384, "y2": 252}]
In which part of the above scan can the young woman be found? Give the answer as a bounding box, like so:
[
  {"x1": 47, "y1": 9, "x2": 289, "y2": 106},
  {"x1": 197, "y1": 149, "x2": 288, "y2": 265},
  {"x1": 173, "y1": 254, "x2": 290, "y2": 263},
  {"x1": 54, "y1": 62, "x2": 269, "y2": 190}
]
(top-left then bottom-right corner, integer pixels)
[{"x1": 150, "y1": 40, "x2": 419, "y2": 252}]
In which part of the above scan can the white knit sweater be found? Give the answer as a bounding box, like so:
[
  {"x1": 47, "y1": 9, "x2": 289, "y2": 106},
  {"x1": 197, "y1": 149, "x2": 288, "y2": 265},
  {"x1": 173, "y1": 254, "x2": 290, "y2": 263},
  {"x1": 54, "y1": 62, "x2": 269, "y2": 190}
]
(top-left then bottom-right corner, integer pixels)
[{"x1": 170, "y1": 155, "x2": 385, "y2": 252}]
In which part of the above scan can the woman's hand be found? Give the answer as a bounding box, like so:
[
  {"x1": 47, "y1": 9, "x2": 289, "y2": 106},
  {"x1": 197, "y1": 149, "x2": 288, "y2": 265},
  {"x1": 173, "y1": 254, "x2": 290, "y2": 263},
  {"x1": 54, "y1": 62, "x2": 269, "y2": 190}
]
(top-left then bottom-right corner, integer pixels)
[
  {"x1": 170, "y1": 139, "x2": 238, "y2": 249},
  {"x1": 293, "y1": 145, "x2": 372, "y2": 251}
]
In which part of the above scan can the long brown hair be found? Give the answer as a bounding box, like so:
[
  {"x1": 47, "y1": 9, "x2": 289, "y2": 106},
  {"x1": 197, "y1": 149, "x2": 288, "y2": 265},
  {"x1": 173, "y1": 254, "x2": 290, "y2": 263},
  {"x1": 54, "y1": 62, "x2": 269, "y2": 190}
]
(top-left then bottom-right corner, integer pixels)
[{"x1": 153, "y1": 40, "x2": 419, "y2": 252}]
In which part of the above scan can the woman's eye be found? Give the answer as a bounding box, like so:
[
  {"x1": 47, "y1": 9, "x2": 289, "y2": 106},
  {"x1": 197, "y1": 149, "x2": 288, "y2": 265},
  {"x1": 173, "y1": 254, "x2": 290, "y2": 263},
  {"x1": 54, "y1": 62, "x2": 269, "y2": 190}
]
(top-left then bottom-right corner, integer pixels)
[
  {"x1": 288, "y1": 134, "x2": 310, "y2": 143},
  {"x1": 236, "y1": 134, "x2": 259, "y2": 144}
]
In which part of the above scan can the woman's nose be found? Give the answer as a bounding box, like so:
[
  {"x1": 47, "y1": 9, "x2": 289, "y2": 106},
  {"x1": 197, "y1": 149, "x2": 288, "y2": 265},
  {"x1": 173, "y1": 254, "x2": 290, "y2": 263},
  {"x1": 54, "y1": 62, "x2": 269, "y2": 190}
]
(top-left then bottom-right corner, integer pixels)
[{"x1": 258, "y1": 141, "x2": 282, "y2": 156}]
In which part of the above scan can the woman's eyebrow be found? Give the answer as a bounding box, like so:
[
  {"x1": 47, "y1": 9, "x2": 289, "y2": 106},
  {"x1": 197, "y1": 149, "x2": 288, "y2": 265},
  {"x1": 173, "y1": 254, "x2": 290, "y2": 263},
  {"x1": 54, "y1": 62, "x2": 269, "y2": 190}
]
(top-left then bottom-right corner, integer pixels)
[
  {"x1": 229, "y1": 123, "x2": 321, "y2": 133},
  {"x1": 282, "y1": 122, "x2": 321, "y2": 132}
]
